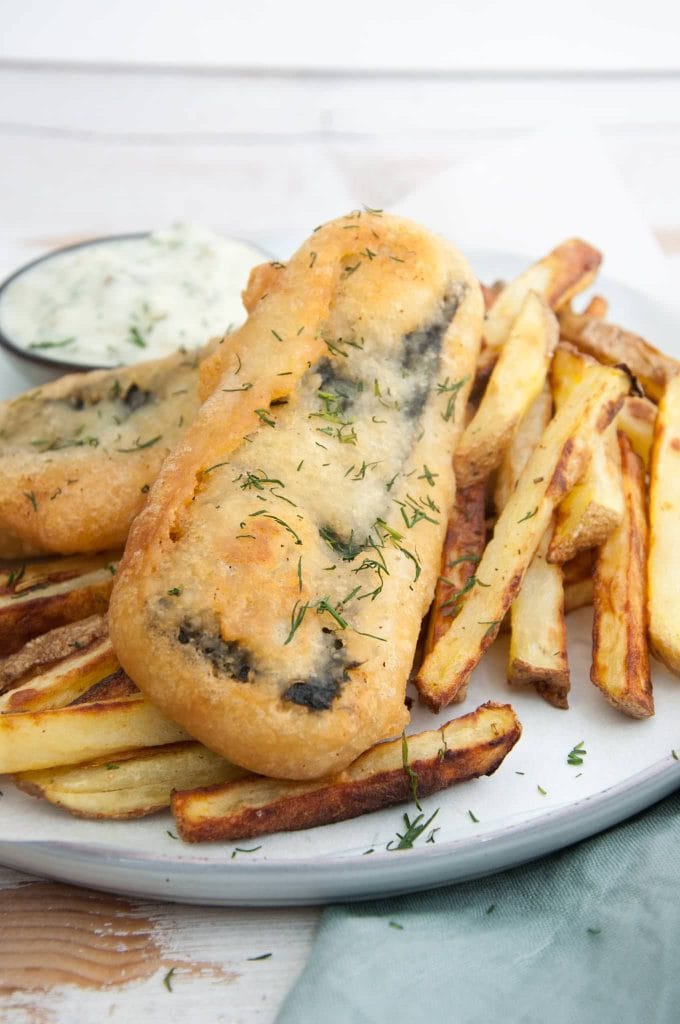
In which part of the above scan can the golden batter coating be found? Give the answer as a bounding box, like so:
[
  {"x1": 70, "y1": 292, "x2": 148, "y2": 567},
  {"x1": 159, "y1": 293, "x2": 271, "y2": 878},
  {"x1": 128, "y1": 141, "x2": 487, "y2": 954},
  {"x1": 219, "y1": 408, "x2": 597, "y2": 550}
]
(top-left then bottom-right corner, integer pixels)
[
  {"x1": 0, "y1": 347, "x2": 208, "y2": 556},
  {"x1": 109, "y1": 212, "x2": 483, "y2": 780}
]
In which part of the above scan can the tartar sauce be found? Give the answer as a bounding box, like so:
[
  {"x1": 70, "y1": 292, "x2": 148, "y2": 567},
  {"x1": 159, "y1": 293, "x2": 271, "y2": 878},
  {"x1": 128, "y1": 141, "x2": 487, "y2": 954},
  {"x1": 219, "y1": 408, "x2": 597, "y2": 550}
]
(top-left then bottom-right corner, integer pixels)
[{"x1": 0, "y1": 224, "x2": 267, "y2": 368}]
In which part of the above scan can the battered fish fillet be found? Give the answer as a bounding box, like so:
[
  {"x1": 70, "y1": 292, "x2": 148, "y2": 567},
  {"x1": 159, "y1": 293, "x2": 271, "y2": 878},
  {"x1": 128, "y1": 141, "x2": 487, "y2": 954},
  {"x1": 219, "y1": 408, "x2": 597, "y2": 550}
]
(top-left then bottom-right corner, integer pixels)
[
  {"x1": 0, "y1": 347, "x2": 208, "y2": 556},
  {"x1": 109, "y1": 212, "x2": 483, "y2": 780}
]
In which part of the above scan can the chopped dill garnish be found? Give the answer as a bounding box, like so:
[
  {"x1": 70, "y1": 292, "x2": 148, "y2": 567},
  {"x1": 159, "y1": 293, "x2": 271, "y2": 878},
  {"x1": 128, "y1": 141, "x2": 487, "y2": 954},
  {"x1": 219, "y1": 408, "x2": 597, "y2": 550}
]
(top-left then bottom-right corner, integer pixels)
[
  {"x1": 309, "y1": 251, "x2": 317, "y2": 268},
  {"x1": 436, "y1": 376, "x2": 469, "y2": 422},
  {"x1": 284, "y1": 600, "x2": 309, "y2": 644},
  {"x1": 116, "y1": 435, "x2": 162, "y2": 452},
  {"x1": 23, "y1": 491, "x2": 38, "y2": 511},
  {"x1": 271, "y1": 329, "x2": 284, "y2": 343},
  {"x1": 537, "y1": 785, "x2": 548, "y2": 796},
  {"x1": 418, "y1": 465, "x2": 438, "y2": 486},
  {"x1": 250, "y1": 510, "x2": 302, "y2": 545},
  {"x1": 517, "y1": 507, "x2": 538, "y2": 523},
  {"x1": 167, "y1": 587, "x2": 182, "y2": 597},
  {"x1": 567, "y1": 741, "x2": 587, "y2": 766},
  {"x1": 401, "y1": 732, "x2": 422, "y2": 811},
  {"x1": 128, "y1": 326, "x2": 147, "y2": 348},
  {"x1": 297, "y1": 555, "x2": 303, "y2": 593},
  {"x1": 163, "y1": 968, "x2": 176, "y2": 992},
  {"x1": 315, "y1": 596, "x2": 348, "y2": 629},
  {"x1": 223, "y1": 382, "x2": 253, "y2": 392},
  {"x1": 255, "y1": 408, "x2": 276, "y2": 428},
  {"x1": 479, "y1": 619, "x2": 501, "y2": 639},
  {"x1": 387, "y1": 809, "x2": 439, "y2": 851},
  {"x1": 230, "y1": 845, "x2": 262, "y2": 859}
]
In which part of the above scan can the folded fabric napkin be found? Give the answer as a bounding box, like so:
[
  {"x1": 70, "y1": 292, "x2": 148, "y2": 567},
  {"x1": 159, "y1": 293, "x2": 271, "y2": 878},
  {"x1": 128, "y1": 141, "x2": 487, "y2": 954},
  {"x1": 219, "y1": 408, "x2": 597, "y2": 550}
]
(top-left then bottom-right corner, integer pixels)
[
  {"x1": 277, "y1": 792, "x2": 680, "y2": 1024},
  {"x1": 278, "y1": 131, "x2": 679, "y2": 1024}
]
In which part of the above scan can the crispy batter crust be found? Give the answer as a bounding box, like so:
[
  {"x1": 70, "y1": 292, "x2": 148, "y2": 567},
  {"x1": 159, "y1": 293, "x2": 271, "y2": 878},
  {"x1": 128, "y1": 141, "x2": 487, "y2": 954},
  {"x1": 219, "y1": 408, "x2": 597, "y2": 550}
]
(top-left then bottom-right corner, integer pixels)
[{"x1": 110, "y1": 212, "x2": 483, "y2": 780}]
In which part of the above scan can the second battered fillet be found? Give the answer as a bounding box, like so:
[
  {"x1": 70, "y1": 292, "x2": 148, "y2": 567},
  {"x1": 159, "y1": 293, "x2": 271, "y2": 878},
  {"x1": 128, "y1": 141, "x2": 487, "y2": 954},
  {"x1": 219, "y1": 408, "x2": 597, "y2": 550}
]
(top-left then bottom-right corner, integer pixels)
[
  {"x1": 109, "y1": 212, "x2": 483, "y2": 780},
  {"x1": 0, "y1": 346, "x2": 210, "y2": 556}
]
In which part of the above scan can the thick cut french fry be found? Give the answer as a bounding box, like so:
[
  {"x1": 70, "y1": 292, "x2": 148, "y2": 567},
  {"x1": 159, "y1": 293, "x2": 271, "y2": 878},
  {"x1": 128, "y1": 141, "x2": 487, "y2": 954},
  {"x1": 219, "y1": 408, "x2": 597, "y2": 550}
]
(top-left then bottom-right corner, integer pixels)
[
  {"x1": 496, "y1": 386, "x2": 569, "y2": 707},
  {"x1": 508, "y1": 526, "x2": 569, "y2": 708},
  {"x1": 15, "y1": 742, "x2": 245, "y2": 819},
  {"x1": 424, "y1": 482, "x2": 486, "y2": 685},
  {"x1": 591, "y1": 433, "x2": 652, "y2": 717},
  {"x1": 415, "y1": 363, "x2": 629, "y2": 711},
  {"x1": 484, "y1": 239, "x2": 601, "y2": 350},
  {"x1": 0, "y1": 551, "x2": 119, "y2": 656},
  {"x1": 558, "y1": 307, "x2": 679, "y2": 402},
  {"x1": 583, "y1": 295, "x2": 608, "y2": 319},
  {"x1": 494, "y1": 385, "x2": 553, "y2": 512},
  {"x1": 648, "y1": 374, "x2": 680, "y2": 674},
  {"x1": 548, "y1": 345, "x2": 624, "y2": 563},
  {"x1": 455, "y1": 293, "x2": 557, "y2": 487},
  {"x1": 172, "y1": 702, "x2": 521, "y2": 843},
  {"x1": 0, "y1": 628, "x2": 118, "y2": 713},
  {"x1": 616, "y1": 396, "x2": 656, "y2": 468},
  {"x1": 0, "y1": 698, "x2": 189, "y2": 774}
]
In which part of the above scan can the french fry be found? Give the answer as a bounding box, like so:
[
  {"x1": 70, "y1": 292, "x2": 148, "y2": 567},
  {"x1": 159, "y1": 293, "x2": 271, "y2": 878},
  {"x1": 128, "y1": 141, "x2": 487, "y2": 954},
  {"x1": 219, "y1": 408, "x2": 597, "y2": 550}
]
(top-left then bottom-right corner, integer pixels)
[
  {"x1": 648, "y1": 373, "x2": 680, "y2": 674},
  {"x1": 484, "y1": 239, "x2": 601, "y2": 350},
  {"x1": 0, "y1": 617, "x2": 118, "y2": 713},
  {"x1": 0, "y1": 698, "x2": 189, "y2": 774},
  {"x1": 547, "y1": 345, "x2": 624, "y2": 562},
  {"x1": 558, "y1": 306, "x2": 680, "y2": 402},
  {"x1": 508, "y1": 527, "x2": 569, "y2": 708},
  {"x1": 616, "y1": 395, "x2": 656, "y2": 468},
  {"x1": 494, "y1": 385, "x2": 553, "y2": 512},
  {"x1": 591, "y1": 433, "x2": 652, "y2": 717},
  {"x1": 583, "y1": 295, "x2": 608, "y2": 319},
  {"x1": 424, "y1": 481, "x2": 486, "y2": 688},
  {"x1": 495, "y1": 386, "x2": 569, "y2": 707},
  {"x1": 415, "y1": 362, "x2": 629, "y2": 711},
  {"x1": 0, "y1": 551, "x2": 119, "y2": 656},
  {"x1": 455, "y1": 293, "x2": 558, "y2": 487},
  {"x1": 172, "y1": 702, "x2": 521, "y2": 843},
  {"x1": 15, "y1": 742, "x2": 245, "y2": 819}
]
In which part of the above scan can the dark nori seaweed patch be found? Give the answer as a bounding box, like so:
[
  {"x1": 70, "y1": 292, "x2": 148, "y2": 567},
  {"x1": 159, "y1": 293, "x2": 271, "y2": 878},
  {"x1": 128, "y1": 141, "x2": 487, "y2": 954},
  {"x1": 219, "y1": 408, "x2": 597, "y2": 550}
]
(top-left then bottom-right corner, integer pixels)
[
  {"x1": 401, "y1": 290, "x2": 464, "y2": 418},
  {"x1": 282, "y1": 653, "x2": 362, "y2": 711},
  {"x1": 177, "y1": 621, "x2": 252, "y2": 682},
  {"x1": 123, "y1": 383, "x2": 153, "y2": 413}
]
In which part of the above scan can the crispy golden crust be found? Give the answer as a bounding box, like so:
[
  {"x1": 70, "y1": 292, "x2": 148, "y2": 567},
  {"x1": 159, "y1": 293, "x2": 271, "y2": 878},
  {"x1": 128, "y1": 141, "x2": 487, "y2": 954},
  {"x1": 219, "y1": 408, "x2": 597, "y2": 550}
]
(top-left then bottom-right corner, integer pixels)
[
  {"x1": 0, "y1": 551, "x2": 119, "y2": 655},
  {"x1": 110, "y1": 212, "x2": 483, "y2": 780},
  {"x1": 172, "y1": 702, "x2": 521, "y2": 842},
  {"x1": 0, "y1": 347, "x2": 209, "y2": 556},
  {"x1": 0, "y1": 614, "x2": 108, "y2": 692}
]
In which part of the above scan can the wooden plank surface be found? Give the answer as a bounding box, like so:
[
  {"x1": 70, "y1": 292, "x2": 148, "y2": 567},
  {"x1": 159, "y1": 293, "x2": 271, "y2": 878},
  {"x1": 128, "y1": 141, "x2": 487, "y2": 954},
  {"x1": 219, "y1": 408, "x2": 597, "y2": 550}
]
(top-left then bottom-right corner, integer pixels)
[{"x1": 1, "y1": 62, "x2": 679, "y2": 1023}]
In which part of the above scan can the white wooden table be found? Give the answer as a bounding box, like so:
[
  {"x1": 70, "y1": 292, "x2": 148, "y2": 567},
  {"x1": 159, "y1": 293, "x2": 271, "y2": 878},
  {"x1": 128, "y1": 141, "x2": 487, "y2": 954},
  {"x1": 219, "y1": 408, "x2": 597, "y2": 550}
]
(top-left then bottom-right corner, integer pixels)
[{"x1": 1, "y1": 58, "x2": 680, "y2": 1022}]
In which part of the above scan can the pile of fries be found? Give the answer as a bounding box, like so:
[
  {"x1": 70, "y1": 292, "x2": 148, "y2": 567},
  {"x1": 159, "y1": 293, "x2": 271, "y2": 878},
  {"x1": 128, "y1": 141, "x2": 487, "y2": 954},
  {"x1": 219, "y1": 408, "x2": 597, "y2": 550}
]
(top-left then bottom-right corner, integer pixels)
[{"x1": 1, "y1": 237, "x2": 678, "y2": 844}]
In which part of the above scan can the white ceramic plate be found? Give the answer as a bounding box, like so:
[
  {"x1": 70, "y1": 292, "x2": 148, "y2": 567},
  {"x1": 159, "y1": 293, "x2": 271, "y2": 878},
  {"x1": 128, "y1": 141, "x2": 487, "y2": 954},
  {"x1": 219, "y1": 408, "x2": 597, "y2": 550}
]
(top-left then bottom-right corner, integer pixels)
[{"x1": 1, "y1": 250, "x2": 679, "y2": 906}]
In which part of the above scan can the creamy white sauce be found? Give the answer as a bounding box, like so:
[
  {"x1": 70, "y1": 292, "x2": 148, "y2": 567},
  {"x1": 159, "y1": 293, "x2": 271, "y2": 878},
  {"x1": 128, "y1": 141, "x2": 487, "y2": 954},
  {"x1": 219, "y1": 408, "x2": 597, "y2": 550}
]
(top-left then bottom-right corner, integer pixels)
[{"x1": 0, "y1": 224, "x2": 266, "y2": 367}]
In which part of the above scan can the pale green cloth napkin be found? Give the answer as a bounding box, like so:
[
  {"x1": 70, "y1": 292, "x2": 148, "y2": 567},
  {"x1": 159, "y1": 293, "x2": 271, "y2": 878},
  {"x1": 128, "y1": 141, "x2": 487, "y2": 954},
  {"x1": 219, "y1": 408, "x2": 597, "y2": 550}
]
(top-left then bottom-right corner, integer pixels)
[{"x1": 277, "y1": 793, "x2": 680, "y2": 1024}]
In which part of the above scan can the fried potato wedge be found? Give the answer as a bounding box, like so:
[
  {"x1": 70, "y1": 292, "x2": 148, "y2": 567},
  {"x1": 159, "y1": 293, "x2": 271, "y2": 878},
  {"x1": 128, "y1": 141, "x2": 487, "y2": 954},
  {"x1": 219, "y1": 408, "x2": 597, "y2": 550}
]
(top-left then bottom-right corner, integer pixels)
[
  {"x1": 616, "y1": 395, "x2": 656, "y2": 468},
  {"x1": 484, "y1": 239, "x2": 601, "y2": 350},
  {"x1": 0, "y1": 550, "x2": 119, "y2": 656},
  {"x1": 558, "y1": 306, "x2": 680, "y2": 402},
  {"x1": 583, "y1": 295, "x2": 609, "y2": 319},
  {"x1": 591, "y1": 433, "x2": 652, "y2": 717},
  {"x1": 0, "y1": 698, "x2": 189, "y2": 774},
  {"x1": 415, "y1": 362, "x2": 629, "y2": 710},
  {"x1": 648, "y1": 373, "x2": 680, "y2": 674},
  {"x1": 509, "y1": 526, "x2": 569, "y2": 708},
  {"x1": 0, "y1": 616, "x2": 118, "y2": 713},
  {"x1": 496, "y1": 385, "x2": 569, "y2": 707},
  {"x1": 548, "y1": 346, "x2": 624, "y2": 562},
  {"x1": 455, "y1": 293, "x2": 558, "y2": 487},
  {"x1": 15, "y1": 742, "x2": 245, "y2": 819},
  {"x1": 424, "y1": 482, "x2": 486, "y2": 682},
  {"x1": 172, "y1": 702, "x2": 521, "y2": 843},
  {"x1": 494, "y1": 385, "x2": 553, "y2": 512}
]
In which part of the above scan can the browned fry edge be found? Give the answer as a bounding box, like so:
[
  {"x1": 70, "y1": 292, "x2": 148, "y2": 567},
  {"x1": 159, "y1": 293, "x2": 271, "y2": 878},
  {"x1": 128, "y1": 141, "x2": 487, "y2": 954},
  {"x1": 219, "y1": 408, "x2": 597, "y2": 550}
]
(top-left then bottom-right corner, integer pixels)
[
  {"x1": 0, "y1": 579, "x2": 114, "y2": 657},
  {"x1": 508, "y1": 658, "x2": 570, "y2": 710},
  {"x1": 172, "y1": 702, "x2": 521, "y2": 843},
  {"x1": 590, "y1": 432, "x2": 653, "y2": 718}
]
